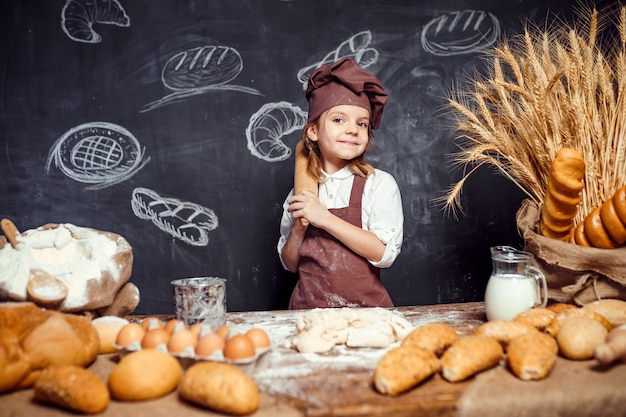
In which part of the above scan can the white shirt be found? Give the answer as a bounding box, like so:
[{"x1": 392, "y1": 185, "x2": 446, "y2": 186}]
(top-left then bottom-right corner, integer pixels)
[{"x1": 277, "y1": 166, "x2": 403, "y2": 269}]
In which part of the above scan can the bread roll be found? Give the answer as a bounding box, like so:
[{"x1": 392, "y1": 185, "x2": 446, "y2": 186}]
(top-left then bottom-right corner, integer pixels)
[
  {"x1": 557, "y1": 316, "x2": 608, "y2": 360},
  {"x1": 440, "y1": 336, "x2": 503, "y2": 382},
  {"x1": 179, "y1": 361, "x2": 260, "y2": 415},
  {"x1": 400, "y1": 322, "x2": 459, "y2": 356},
  {"x1": 109, "y1": 350, "x2": 181, "y2": 401},
  {"x1": 0, "y1": 302, "x2": 100, "y2": 393},
  {"x1": 540, "y1": 148, "x2": 585, "y2": 241},
  {"x1": 546, "y1": 303, "x2": 577, "y2": 313},
  {"x1": 582, "y1": 299, "x2": 626, "y2": 327},
  {"x1": 374, "y1": 345, "x2": 440, "y2": 396},
  {"x1": 474, "y1": 320, "x2": 538, "y2": 349},
  {"x1": 33, "y1": 365, "x2": 109, "y2": 414},
  {"x1": 507, "y1": 331, "x2": 558, "y2": 381},
  {"x1": 545, "y1": 307, "x2": 612, "y2": 337},
  {"x1": 513, "y1": 307, "x2": 556, "y2": 331}
]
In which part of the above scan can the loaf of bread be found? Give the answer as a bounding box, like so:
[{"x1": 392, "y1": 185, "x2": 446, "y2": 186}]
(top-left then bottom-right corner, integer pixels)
[
  {"x1": 557, "y1": 316, "x2": 608, "y2": 360},
  {"x1": 33, "y1": 365, "x2": 109, "y2": 414},
  {"x1": 374, "y1": 345, "x2": 440, "y2": 396},
  {"x1": 179, "y1": 361, "x2": 260, "y2": 415},
  {"x1": 545, "y1": 307, "x2": 612, "y2": 337},
  {"x1": 0, "y1": 302, "x2": 100, "y2": 393},
  {"x1": 400, "y1": 322, "x2": 459, "y2": 356},
  {"x1": 574, "y1": 185, "x2": 626, "y2": 248},
  {"x1": 507, "y1": 331, "x2": 558, "y2": 381},
  {"x1": 474, "y1": 320, "x2": 538, "y2": 349},
  {"x1": 108, "y1": 349, "x2": 182, "y2": 401},
  {"x1": 440, "y1": 336, "x2": 503, "y2": 382},
  {"x1": 582, "y1": 299, "x2": 626, "y2": 327},
  {"x1": 513, "y1": 308, "x2": 556, "y2": 331},
  {"x1": 540, "y1": 148, "x2": 585, "y2": 241}
]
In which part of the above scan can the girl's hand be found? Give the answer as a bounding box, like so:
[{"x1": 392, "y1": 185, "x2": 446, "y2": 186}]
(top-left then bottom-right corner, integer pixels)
[{"x1": 288, "y1": 189, "x2": 330, "y2": 228}]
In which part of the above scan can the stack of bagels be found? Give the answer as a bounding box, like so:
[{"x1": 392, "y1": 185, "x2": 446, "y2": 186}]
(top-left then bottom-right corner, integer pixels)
[{"x1": 539, "y1": 147, "x2": 626, "y2": 248}]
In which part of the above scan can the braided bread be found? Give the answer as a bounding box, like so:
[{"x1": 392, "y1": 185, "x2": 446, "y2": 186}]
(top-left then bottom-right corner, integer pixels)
[
  {"x1": 574, "y1": 185, "x2": 626, "y2": 248},
  {"x1": 540, "y1": 148, "x2": 585, "y2": 241}
]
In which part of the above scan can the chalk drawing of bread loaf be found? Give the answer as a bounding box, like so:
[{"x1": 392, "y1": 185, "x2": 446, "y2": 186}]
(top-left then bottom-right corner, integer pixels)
[
  {"x1": 246, "y1": 102, "x2": 308, "y2": 162},
  {"x1": 46, "y1": 122, "x2": 150, "y2": 190},
  {"x1": 61, "y1": 0, "x2": 130, "y2": 44},
  {"x1": 131, "y1": 187, "x2": 218, "y2": 247}
]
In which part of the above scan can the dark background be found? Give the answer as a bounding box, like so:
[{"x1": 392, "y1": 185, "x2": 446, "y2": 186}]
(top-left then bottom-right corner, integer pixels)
[{"x1": 0, "y1": 0, "x2": 589, "y2": 313}]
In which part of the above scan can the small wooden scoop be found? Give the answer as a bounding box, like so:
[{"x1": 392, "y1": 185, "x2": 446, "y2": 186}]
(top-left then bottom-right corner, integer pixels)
[{"x1": 1, "y1": 218, "x2": 69, "y2": 308}]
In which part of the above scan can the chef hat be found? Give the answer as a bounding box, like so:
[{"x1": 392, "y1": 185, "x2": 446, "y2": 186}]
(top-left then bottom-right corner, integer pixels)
[{"x1": 305, "y1": 58, "x2": 388, "y2": 130}]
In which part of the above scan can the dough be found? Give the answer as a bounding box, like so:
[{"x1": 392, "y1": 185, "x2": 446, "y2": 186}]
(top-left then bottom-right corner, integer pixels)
[{"x1": 292, "y1": 307, "x2": 413, "y2": 353}]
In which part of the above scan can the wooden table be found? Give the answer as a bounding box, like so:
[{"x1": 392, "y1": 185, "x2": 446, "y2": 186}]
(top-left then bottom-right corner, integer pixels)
[{"x1": 2, "y1": 302, "x2": 625, "y2": 417}]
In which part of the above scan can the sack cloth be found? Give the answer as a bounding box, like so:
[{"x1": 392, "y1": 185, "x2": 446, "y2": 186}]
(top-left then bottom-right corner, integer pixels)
[{"x1": 516, "y1": 199, "x2": 626, "y2": 305}]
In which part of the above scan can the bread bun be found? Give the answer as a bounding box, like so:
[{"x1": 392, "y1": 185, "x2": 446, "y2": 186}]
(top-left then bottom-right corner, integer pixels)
[
  {"x1": 557, "y1": 316, "x2": 608, "y2": 360},
  {"x1": 400, "y1": 323, "x2": 459, "y2": 356},
  {"x1": 513, "y1": 308, "x2": 556, "y2": 331},
  {"x1": 374, "y1": 345, "x2": 440, "y2": 396},
  {"x1": 507, "y1": 331, "x2": 558, "y2": 381},
  {"x1": 474, "y1": 320, "x2": 538, "y2": 349},
  {"x1": 546, "y1": 307, "x2": 612, "y2": 337},
  {"x1": 440, "y1": 336, "x2": 503, "y2": 382},
  {"x1": 582, "y1": 299, "x2": 626, "y2": 327}
]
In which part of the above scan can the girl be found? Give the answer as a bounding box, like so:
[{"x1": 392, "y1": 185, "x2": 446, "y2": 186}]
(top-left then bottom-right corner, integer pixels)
[{"x1": 277, "y1": 58, "x2": 403, "y2": 309}]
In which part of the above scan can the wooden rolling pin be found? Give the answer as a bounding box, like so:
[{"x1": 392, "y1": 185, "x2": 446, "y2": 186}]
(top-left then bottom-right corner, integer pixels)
[
  {"x1": 294, "y1": 140, "x2": 318, "y2": 226},
  {"x1": 1, "y1": 219, "x2": 69, "y2": 308}
]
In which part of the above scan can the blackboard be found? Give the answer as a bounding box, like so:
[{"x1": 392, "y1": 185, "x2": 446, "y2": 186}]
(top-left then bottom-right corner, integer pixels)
[{"x1": 0, "y1": 0, "x2": 583, "y2": 314}]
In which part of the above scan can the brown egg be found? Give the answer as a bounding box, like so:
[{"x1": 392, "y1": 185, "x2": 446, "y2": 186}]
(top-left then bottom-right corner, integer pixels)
[
  {"x1": 167, "y1": 328, "x2": 197, "y2": 353},
  {"x1": 246, "y1": 327, "x2": 271, "y2": 348},
  {"x1": 164, "y1": 319, "x2": 185, "y2": 334},
  {"x1": 195, "y1": 332, "x2": 225, "y2": 357},
  {"x1": 116, "y1": 322, "x2": 146, "y2": 348},
  {"x1": 216, "y1": 325, "x2": 230, "y2": 341},
  {"x1": 141, "y1": 317, "x2": 164, "y2": 330},
  {"x1": 223, "y1": 334, "x2": 255, "y2": 360},
  {"x1": 189, "y1": 322, "x2": 204, "y2": 338},
  {"x1": 141, "y1": 328, "x2": 170, "y2": 349}
]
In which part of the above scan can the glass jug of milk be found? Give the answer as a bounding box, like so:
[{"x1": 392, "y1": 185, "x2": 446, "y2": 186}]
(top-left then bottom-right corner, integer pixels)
[{"x1": 484, "y1": 246, "x2": 548, "y2": 321}]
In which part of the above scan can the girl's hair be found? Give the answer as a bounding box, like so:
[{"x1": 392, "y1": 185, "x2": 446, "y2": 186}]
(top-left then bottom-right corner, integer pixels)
[{"x1": 301, "y1": 120, "x2": 376, "y2": 182}]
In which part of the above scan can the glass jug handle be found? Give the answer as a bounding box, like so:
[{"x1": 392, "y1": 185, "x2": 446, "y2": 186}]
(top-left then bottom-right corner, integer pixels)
[{"x1": 526, "y1": 265, "x2": 548, "y2": 308}]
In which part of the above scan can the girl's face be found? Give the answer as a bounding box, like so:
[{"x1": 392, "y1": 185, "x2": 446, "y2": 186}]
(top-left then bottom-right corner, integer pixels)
[{"x1": 307, "y1": 104, "x2": 371, "y2": 174}]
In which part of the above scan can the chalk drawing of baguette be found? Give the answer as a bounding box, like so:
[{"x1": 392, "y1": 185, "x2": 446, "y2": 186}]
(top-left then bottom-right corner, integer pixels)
[
  {"x1": 131, "y1": 187, "x2": 218, "y2": 247},
  {"x1": 61, "y1": 0, "x2": 130, "y2": 44},
  {"x1": 420, "y1": 10, "x2": 500, "y2": 56},
  {"x1": 245, "y1": 102, "x2": 308, "y2": 162},
  {"x1": 296, "y1": 31, "x2": 379, "y2": 90},
  {"x1": 142, "y1": 45, "x2": 262, "y2": 112}
]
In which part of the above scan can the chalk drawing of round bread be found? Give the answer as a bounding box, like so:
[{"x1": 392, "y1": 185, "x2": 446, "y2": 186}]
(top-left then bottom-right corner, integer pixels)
[
  {"x1": 421, "y1": 10, "x2": 500, "y2": 56},
  {"x1": 61, "y1": 0, "x2": 130, "y2": 44},
  {"x1": 131, "y1": 187, "x2": 219, "y2": 247},
  {"x1": 162, "y1": 46, "x2": 243, "y2": 91},
  {"x1": 246, "y1": 102, "x2": 308, "y2": 162},
  {"x1": 46, "y1": 122, "x2": 149, "y2": 190}
]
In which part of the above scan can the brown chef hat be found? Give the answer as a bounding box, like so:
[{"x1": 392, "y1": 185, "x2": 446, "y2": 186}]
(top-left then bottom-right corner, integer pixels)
[{"x1": 305, "y1": 58, "x2": 388, "y2": 130}]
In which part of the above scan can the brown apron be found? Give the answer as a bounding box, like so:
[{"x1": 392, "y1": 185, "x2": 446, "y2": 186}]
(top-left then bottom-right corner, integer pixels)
[{"x1": 289, "y1": 175, "x2": 394, "y2": 309}]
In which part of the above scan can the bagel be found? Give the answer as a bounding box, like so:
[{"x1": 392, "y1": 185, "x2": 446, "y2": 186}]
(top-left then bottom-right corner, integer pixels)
[
  {"x1": 583, "y1": 207, "x2": 619, "y2": 249},
  {"x1": 600, "y1": 199, "x2": 626, "y2": 244}
]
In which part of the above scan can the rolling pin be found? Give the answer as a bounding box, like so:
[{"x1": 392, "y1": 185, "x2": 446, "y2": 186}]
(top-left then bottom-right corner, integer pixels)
[{"x1": 294, "y1": 140, "x2": 318, "y2": 226}]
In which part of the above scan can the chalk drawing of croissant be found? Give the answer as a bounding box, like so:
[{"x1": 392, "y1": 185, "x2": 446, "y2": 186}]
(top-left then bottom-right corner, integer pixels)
[
  {"x1": 296, "y1": 31, "x2": 379, "y2": 90},
  {"x1": 141, "y1": 45, "x2": 263, "y2": 112},
  {"x1": 246, "y1": 102, "x2": 308, "y2": 162},
  {"x1": 131, "y1": 187, "x2": 219, "y2": 247},
  {"x1": 61, "y1": 0, "x2": 130, "y2": 43}
]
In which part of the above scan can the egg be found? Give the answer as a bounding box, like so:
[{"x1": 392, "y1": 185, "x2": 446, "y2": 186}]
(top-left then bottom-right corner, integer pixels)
[
  {"x1": 195, "y1": 332, "x2": 225, "y2": 357},
  {"x1": 141, "y1": 317, "x2": 164, "y2": 330},
  {"x1": 164, "y1": 319, "x2": 185, "y2": 334},
  {"x1": 189, "y1": 322, "x2": 205, "y2": 338},
  {"x1": 141, "y1": 328, "x2": 170, "y2": 349},
  {"x1": 216, "y1": 325, "x2": 230, "y2": 341},
  {"x1": 116, "y1": 322, "x2": 146, "y2": 348},
  {"x1": 246, "y1": 327, "x2": 271, "y2": 348},
  {"x1": 223, "y1": 334, "x2": 256, "y2": 360},
  {"x1": 167, "y1": 328, "x2": 197, "y2": 353}
]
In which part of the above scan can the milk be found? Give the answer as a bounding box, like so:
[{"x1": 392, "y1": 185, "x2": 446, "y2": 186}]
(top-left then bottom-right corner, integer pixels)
[{"x1": 484, "y1": 273, "x2": 538, "y2": 321}]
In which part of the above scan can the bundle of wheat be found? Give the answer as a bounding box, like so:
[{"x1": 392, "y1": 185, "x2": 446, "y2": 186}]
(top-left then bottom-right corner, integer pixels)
[{"x1": 442, "y1": 2, "x2": 626, "y2": 227}]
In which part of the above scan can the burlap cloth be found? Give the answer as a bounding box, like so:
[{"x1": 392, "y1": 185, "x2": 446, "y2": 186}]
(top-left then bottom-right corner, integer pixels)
[
  {"x1": 456, "y1": 357, "x2": 626, "y2": 417},
  {"x1": 516, "y1": 199, "x2": 626, "y2": 305}
]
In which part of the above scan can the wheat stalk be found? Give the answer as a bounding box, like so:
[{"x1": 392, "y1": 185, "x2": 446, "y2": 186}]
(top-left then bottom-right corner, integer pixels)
[{"x1": 440, "y1": 2, "x2": 626, "y2": 222}]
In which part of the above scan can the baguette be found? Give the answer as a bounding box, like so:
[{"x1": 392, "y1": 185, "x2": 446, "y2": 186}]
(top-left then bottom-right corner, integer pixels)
[
  {"x1": 374, "y1": 345, "x2": 440, "y2": 396},
  {"x1": 540, "y1": 148, "x2": 585, "y2": 241},
  {"x1": 294, "y1": 139, "x2": 318, "y2": 226},
  {"x1": 507, "y1": 331, "x2": 558, "y2": 381},
  {"x1": 440, "y1": 336, "x2": 503, "y2": 382}
]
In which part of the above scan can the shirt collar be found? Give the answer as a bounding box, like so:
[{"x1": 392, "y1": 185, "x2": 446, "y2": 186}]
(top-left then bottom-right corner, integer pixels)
[{"x1": 322, "y1": 166, "x2": 354, "y2": 180}]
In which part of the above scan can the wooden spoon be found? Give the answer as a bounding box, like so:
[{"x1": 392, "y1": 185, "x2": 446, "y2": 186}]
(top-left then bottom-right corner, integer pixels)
[{"x1": 1, "y1": 218, "x2": 69, "y2": 308}]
